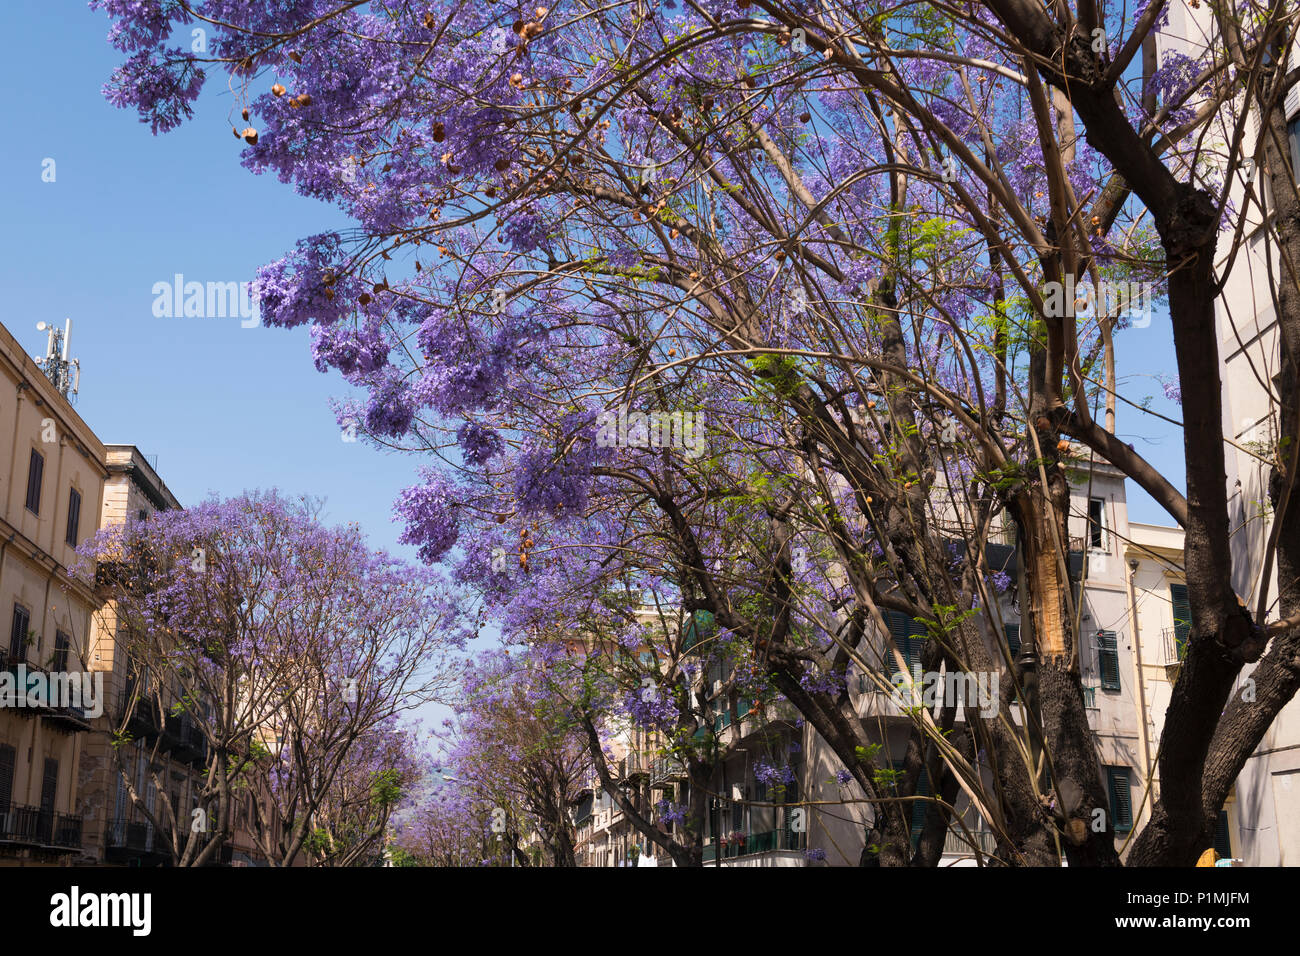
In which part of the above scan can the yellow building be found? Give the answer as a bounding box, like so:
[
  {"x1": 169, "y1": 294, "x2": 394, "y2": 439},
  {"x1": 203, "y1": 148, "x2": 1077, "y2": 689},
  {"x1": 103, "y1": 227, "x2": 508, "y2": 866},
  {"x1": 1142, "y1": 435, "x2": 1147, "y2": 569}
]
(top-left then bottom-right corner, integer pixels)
[{"x1": 0, "y1": 320, "x2": 105, "y2": 864}]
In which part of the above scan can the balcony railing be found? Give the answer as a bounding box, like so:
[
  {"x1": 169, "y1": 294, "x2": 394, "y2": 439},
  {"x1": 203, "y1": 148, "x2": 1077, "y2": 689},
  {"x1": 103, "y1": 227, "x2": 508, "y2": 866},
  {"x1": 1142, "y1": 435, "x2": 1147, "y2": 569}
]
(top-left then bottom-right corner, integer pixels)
[
  {"x1": 704, "y1": 828, "x2": 808, "y2": 862},
  {"x1": 163, "y1": 712, "x2": 208, "y2": 765},
  {"x1": 650, "y1": 756, "x2": 688, "y2": 786},
  {"x1": 0, "y1": 656, "x2": 95, "y2": 730},
  {"x1": 1161, "y1": 627, "x2": 1188, "y2": 665},
  {"x1": 105, "y1": 819, "x2": 149, "y2": 852},
  {"x1": 941, "y1": 828, "x2": 998, "y2": 858},
  {"x1": 0, "y1": 804, "x2": 83, "y2": 850}
]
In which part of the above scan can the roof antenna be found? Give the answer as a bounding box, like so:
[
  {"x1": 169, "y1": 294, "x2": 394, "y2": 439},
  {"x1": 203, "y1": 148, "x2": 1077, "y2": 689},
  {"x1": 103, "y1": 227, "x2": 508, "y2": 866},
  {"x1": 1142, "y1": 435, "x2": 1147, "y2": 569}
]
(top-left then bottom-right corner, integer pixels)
[{"x1": 34, "y1": 318, "x2": 80, "y2": 401}]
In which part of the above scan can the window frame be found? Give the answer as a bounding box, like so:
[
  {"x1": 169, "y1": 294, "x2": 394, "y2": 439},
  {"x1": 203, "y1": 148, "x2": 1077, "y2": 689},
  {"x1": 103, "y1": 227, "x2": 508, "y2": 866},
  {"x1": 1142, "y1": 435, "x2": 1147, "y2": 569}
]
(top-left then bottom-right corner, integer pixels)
[
  {"x1": 1087, "y1": 496, "x2": 1107, "y2": 552},
  {"x1": 1097, "y1": 631, "x2": 1121, "y2": 692},
  {"x1": 9, "y1": 603, "x2": 31, "y2": 661},
  {"x1": 25, "y1": 449, "x2": 44, "y2": 516},
  {"x1": 65, "y1": 487, "x2": 81, "y2": 547},
  {"x1": 1106, "y1": 766, "x2": 1134, "y2": 833}
]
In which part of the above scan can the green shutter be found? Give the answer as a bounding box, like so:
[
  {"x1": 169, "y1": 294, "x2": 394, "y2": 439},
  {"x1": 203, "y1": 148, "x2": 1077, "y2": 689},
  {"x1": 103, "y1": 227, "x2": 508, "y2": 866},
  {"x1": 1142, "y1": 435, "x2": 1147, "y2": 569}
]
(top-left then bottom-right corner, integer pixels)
[
  {"x1": 890, "y1": 761, "x2": 932, "y2": 848},
  {"x1": 1170, "y1": 584, "x2": 1191, "y2": 660},
  {"x1": 885, "y1": 610, "x2": 927, "y2": 674},
  {"x1": 1214, "y1": 810, "x2": 1232, "y2": 858},
  {"x1": 912, "y1": 766, "x2": 931, "y2": 844},
  {"x1": 1004, "y1": 624, "x2": 1021, "y2": 658},
  {"x1": 1107, "y1": 767, "x2": 1133, "y2": 832},
  {"x1": 1097, "y1": 631, "x2": 1121, "y2": 691},
  {"x1": 684, "y1": 610, "x2": 716, "y2": 652}
]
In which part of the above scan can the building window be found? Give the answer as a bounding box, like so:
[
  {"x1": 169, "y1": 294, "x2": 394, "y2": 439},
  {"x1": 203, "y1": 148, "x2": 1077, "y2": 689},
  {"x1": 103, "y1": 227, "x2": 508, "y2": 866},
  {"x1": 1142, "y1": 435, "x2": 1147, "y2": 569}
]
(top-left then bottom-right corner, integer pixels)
[
  {"x1": 885, "y1": 610, "x2": 927, "y2": 674},
  {"x1": 1170, "y1": 583, "x2": 1191, "y2": 660},
  {"x1": 1004, "y1": 623, "x2": 1021, "y2": 658},
  {"x1": 1087, "y1": 497, "x2": 1106, "y2": 551},
  {"x1": 40, "y1": 758, "x2": 59, "y2": 813},
  {"x1": 1106, "y1": 766, "x2": 1133, "y2": 833},
  {"x1": 1097, "y1": 631, "x2": 1121, "y2": 691},
  {"x1": 53, "y1": 631, "x2": 70, "y2": 672},
  {"x1": 25, "y1": 449, "x2": 44, "y2": 515},
  {"x1": 0, "y1": 744, "x2": 15, "y2": 814},
  {"x1": 1288, "y1": 116, "x2": 1300, "y2": 188},
  {"x1": 65, "y1": 488, "x2": 81, "y2": 547},
  {"x1": 8, "y1": 604, "x2": 31, "y2": 661},
  {"x1": 1214, "y1": 809, "x2": 1233, "y2": 859}
]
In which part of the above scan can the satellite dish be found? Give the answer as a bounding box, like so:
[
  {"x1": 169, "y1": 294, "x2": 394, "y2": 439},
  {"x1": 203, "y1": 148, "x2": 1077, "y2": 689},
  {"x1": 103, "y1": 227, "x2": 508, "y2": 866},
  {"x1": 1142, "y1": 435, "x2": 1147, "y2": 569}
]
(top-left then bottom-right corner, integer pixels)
[{"x1": 35, "y1": 322, "x2": 47, "y2": 331}]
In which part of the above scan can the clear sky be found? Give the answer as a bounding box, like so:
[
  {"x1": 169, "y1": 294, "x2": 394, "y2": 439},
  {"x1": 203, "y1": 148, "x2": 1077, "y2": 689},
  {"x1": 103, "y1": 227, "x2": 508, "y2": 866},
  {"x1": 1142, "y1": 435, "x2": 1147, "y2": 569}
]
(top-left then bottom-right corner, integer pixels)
[
  {"x1": 0, "y1": 1, "x2": 444, "y2": 552},
  {"x1": 0, "y1": 3, "x2": 1189, "y2": 627}
]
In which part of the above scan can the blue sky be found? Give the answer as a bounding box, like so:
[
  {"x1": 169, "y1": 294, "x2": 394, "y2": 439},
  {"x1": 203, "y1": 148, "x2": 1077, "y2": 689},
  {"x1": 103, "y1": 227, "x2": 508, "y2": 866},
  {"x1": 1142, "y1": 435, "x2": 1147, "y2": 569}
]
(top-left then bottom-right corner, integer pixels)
[
  {"x1": 0, "y1": 3, "x2": 425, "y2": 550},
  {"x1": 1, "y1": 5, "x2": 1188, "y2": 620}
]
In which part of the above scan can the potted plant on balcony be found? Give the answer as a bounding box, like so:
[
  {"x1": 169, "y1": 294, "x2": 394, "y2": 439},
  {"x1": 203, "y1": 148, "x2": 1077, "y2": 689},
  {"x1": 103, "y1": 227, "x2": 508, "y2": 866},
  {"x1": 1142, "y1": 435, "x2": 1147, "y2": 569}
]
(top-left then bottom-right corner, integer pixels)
[{"x1": 727, "y1": 830, "x2": 746, "y2": 856}]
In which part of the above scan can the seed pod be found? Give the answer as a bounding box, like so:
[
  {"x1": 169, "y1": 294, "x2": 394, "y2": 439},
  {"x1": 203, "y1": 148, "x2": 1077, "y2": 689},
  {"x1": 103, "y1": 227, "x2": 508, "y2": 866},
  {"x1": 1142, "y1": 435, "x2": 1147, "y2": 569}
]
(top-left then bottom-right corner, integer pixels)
[
  {"x1": 432, "y1": 121, "x2": 445, "y2": 142},
  {"x1": 423, "y1": 12, "x2": 436, "y2": 28},
  {"x1": 271, "y1": 83, "x2": 286, "y2": 97},
  {"x1": 288, "y1": 51, "x2": 302, "y2": 63},
  {"x1": 242, "y1": 108, "x2": 250, "y2": 121},
  {"x1": 241, "y1": 128, "x2": 258, "y2": 144}
]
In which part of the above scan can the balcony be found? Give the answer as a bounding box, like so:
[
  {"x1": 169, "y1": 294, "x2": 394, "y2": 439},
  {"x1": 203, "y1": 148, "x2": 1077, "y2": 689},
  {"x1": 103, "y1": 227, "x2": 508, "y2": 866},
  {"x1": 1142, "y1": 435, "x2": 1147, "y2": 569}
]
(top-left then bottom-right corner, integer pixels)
[
  {"x1": 650, "y1": 756, "x2": 688, "y2": 788},
  {"x1": 941, "y1": 828, "x2": 998, "y2": 859},
  {"x1": 163, "y1": 712, "x2": 208, "y2": 765},
  {"x1": 703, "y1": 828, "x2": 808, "y2": 862},
  {"x1": 117, "y1": 689, "x2": 162, "y2": 742},
  {"x1": 0, "y1": 656, "x2": 96, "y2": 731},
  {"x1": 0, "y1": 804, "x2": 83, "y2": 851},
  {"x1": 1161, "y1": 627, "x2": 1188, "y2": 666},
  {"x1": 104, "y1": 819, "x2": 169, "y2": 865}
]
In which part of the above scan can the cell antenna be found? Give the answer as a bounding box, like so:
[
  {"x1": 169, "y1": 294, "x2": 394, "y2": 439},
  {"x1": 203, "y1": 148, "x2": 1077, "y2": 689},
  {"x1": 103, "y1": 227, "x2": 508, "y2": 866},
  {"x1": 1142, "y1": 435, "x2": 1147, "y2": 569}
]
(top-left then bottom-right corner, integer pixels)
[{"x1": 33, "y1": 318, "x2": 80, "y2": 401}]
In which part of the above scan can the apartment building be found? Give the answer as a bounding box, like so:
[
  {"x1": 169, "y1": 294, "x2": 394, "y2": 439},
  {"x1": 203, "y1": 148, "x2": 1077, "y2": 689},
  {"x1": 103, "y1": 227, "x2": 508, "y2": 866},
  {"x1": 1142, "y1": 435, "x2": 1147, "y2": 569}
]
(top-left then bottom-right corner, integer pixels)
[
  {"x1": 1, "y1": 318, "x2": 266, "y2": 866},
  {"x1": 692, "y1": 463, "x2": 1180, "y2": 866},
  {"x1": 78, "y1": 445, "x2": 214, "y2": 865},
  {"x1": 1153, "y1": 0, "x2": 1299, "y2": 866},
  {"x1": 0, "y1": 319, "x2": 106, "y2": 864}
]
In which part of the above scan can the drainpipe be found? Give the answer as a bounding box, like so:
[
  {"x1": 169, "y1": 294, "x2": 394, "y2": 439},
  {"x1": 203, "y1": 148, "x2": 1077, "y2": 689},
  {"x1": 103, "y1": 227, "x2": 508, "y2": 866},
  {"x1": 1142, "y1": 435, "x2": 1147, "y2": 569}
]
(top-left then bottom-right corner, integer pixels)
[{"x1": 1125, "y1": 558, "x2": 1154, "y2": 815}]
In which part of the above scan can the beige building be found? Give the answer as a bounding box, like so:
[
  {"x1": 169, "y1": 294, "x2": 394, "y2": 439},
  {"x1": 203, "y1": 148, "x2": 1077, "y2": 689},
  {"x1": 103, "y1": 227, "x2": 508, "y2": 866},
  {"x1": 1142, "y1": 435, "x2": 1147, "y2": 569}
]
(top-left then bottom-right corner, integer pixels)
[
  {"x1": 1156, "y1": 0, "x2": 1299, "y2": 865},
  {"x1": 0, "y1": 320, "x2": 106, "y2": 864}
]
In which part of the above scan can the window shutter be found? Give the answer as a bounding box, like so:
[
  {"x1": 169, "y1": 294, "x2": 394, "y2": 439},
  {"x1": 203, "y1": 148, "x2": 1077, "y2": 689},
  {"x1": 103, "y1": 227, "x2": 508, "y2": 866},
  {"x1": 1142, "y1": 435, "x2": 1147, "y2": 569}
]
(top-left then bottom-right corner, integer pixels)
[
  {"x1": 1214, "y1": 810, "x2": 1232, "y2": 858},
  {"x1": 25, "y1": 450, "x2": 44, "y2": 515},
  {"x1": 885, "y1": 610, "x2": 926, "y2": 673},
  {"x1": 1098, "y1": 631, "x2": 1121, "y2": 691},
  {"x1": 0, "y1": 745, "x2": 15, "y2": 814},
  {"x1": 1107, "y1": 767, "x2": 1133, "y2": 832},
  {"x1": 1170, "y1": 584, "x2": 1191, "y2": 659},
  {"x1": 1004, "y1": 624, "x2": 1021, "y2": 658},
  {"x1": 40, "y1": 759, "x2": 59, "y2": 815},
  {"x1": 66, "y1": 488, "x2": 81, "y2": 547},
  {"x1": 911, "y1": 765, "x2": 932, "y2": 844},
  {"x1": 9, "y1": 604, "x2": 30, "y2": 660},
  {"x1": 1287, "y1": 43, "x2": 1300, "y2": 120}
]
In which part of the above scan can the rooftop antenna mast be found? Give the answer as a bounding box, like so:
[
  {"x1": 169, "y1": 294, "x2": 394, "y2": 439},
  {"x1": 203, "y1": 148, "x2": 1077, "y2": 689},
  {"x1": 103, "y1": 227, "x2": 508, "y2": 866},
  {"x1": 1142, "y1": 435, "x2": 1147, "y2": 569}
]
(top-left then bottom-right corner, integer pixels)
[{"x1": 34, "y1": 319, "x2": 80, "y2": 401}]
